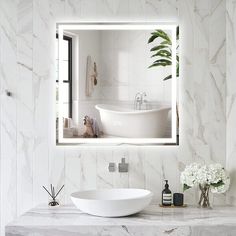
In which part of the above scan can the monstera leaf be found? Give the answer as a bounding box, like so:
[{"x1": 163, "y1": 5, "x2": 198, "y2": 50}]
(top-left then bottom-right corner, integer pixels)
[{"x1": 148, "y1": 26, "x2": 179, "y2": 81}]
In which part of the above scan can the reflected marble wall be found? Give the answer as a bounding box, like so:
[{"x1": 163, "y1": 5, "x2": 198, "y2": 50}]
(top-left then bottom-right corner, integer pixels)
[
  {"x1": 99, "y1": 30, "x2": 172, "y2": 102},
  {"x1": 0, "y1": 0, "x2": 229, "y2": 235}
]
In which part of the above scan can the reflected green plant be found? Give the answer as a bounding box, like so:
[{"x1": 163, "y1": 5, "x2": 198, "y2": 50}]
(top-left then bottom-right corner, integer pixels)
[{"x1": 148, "y1": 26, "x2": 179, "y2": 81}]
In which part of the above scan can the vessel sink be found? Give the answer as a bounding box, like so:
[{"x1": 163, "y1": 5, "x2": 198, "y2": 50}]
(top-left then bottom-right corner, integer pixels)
[{"x1": 71, "y1": 188, "x2": 153, "y2": 217}]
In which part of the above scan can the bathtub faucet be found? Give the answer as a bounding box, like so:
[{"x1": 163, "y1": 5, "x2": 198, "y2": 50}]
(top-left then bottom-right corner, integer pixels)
[{"x1": 134, "y1": 92, "x2": 147, "y2": 110}]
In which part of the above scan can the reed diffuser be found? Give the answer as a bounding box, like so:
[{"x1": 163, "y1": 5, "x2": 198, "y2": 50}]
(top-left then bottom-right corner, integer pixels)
[{"x1": 43, "y1": 184, "x2": 64, "y2": 206}]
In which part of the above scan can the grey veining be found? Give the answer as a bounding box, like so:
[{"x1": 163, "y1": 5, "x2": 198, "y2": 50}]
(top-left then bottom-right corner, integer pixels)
[{"x1": 5, "y1": 204, "x2": 236, "y2": 236}]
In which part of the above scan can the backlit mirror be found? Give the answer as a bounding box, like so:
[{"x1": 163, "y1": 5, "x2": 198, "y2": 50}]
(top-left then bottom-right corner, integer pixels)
[{"x1": 56, "y1": 23, "x2": 178, "y2": 145}]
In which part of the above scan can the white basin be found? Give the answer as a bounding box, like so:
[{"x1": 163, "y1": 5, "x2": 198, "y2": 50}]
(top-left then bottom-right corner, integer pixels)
[{"x1": 71, "y1": 188, "x2": 153, "y2": 217}]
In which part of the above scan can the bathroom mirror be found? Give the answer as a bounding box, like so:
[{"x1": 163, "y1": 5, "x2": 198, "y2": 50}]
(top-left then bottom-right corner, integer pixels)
[{"x1": 56, "y1": 22, "x2": 178, "y2": 145}]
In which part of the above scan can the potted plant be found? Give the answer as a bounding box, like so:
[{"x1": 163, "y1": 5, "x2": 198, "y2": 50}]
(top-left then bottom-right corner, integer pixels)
[
  {"x1": 148, "y1": 27, "x2": 179, "y2": 141},
  {"x1": 148, "y1": 26, "x2": 179, "y2": 80}
]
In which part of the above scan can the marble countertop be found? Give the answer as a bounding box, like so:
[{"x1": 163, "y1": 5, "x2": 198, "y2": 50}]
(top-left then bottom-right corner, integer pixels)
[{"x1": 5, "y1": 204, "x2": 236, "y2": 236}]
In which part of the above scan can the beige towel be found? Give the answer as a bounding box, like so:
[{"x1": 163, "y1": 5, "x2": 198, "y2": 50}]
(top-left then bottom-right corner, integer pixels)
[
  {"x1": 86, "y1": 55, "x2": 92, "y2": 96},
  {"x1": 85, "y1": 56, "x2": 98, "y2": 97}
]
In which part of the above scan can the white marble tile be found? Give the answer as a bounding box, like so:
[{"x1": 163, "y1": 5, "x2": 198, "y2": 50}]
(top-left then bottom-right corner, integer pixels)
[
  {"x1": 49, "y1": 0, "x2": 65, "y2": 20},
  {"x1": 49, "y1": 147, "x2": 65, "y2": 204},
  {"x1": 64, "y1": 147, "x2": 81, "y2": 204},
  {"x1": 80, "y1": 147, "x2": 97, "y2": 190},
  {"x1": 64, "y1": 0, "x2": 80, "y2": 17},
  {"x1": 209, "y1": 0, "x2": 226, "y2": 65},
  {"x1": 128, "y1": 148, "x2": 145, "y2": 189},
  {"x1": 145, "y1": 0, "x2": 178, "y2": 21},
  {"x1": 16, "y1": 0, "x2": 34, "y2": 217},
  {"x1": 0, "y1": 0, "x2": 18, "y2": 234},
  {"x1": 143, "y1": 148, "x2": 163, "y2": 204},
  {"x1": 96, "y1": 148, "x2": 114, "y2": 188},
  {"x1": 16, "y1": 102, "x2": 34, "y2": 214},
  {"x1": 32, "y1": 0, "x2": 52, "y2": 206},
  {"x1": 96, "y1": 0, "x2": 130, "y2": 20},
  {"x1": 193, "y1": 10, "x2": 209, "y2": 49},
  {"x1": 17, "y1": 0, "x2": 33, "y2": 68},
  {"x1": 65, "y1": 0, "x2": 97, "y2": 20},
  {"x1": 194, "y1": 0, "x2": 210, "y2": 11},
  {"x1": 226, "y1": 0, "x2": 236, "y2": 205},
  {"x1": 128, "y1": 0, "x2": 146, "y2": 20},
  {"x1": 0, "y1": 8, "x2": 1, "y2": 235}
]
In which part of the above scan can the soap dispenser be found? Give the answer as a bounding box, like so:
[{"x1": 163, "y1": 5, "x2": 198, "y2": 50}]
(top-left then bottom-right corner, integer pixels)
[{"x1": 162, "y1": 180, "x2": 172, "y2": 206}]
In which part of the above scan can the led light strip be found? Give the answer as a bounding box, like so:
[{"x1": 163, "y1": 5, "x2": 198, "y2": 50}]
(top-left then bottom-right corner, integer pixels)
[{"x1": 57, "y1": 23, "x2": 178, "y2": 145}]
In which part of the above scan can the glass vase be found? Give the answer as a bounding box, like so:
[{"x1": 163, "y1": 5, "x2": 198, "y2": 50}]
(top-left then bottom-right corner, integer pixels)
[{"x1": 198, "y1": 184, "x2": 211, "y2": 208}]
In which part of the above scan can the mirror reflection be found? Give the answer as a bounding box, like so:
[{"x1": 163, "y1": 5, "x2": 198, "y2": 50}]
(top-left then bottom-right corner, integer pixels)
[{"x1": 56, "y1": 24, "x2": 178, "y2": 144}]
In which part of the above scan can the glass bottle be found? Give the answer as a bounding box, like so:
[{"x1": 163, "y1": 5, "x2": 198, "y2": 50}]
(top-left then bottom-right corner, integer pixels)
[{"x1": 162, "y1": 180, "x2": 172, "y2": 206}]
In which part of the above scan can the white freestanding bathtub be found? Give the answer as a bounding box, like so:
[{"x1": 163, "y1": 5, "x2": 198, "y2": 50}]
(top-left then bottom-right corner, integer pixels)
[{"x1": 95, "y1": 104, "x2": 171, "y2": 138}]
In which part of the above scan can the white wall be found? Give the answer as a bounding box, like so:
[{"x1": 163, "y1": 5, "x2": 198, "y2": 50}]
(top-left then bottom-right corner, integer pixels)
[
  {"x1": 76, "y1": 30, "x2": 101, "y2": 101},
  {"x1": 74, "y1": 30, "x2": 102, "y2": 132},
  {"x1": 0, "y1": 0, "x2": 230, "y2": 235},
  {"x1": 99, "y1": 30, "x2": 172, "y2": 102}
]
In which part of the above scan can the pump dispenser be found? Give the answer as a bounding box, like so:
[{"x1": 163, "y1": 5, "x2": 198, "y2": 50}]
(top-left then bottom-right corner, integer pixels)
[{"x1": 162, "y1": 180, "x2": 172, "y2": 206}]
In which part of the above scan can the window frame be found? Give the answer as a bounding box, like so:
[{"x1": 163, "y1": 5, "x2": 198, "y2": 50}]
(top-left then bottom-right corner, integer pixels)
[{"x1": 56, "y1": 33, "x2": 73, "y2": 118}]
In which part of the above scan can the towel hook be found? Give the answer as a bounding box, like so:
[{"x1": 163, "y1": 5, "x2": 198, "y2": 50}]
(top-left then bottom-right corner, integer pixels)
[{"x1": 5, "y1": 90, "x2": 12, "y2": 97}]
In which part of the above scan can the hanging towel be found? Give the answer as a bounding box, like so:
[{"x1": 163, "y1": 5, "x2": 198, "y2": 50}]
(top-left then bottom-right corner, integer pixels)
[
  {"x1": 86, "y1": 55, "x2": 92, "y2": 96},
  {"x1": 92, "y1": 62, "x2": 98, "y2": 85},
  {"x1": 85, "y1": 55, "x2": 98, "y2": 97}
]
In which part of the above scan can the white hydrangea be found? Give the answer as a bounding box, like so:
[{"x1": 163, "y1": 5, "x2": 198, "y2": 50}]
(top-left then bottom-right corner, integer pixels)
[
  {"x1": 196, "y1": 165, "x2": 210, "y2": 185},
  {"x1": 208, "y1": 163, "x2": 230, "y2": 193},
  {"x1": 209, "y1": 164, "x2": 227, "y2": 181},
  {"x1": 180, "y1": 163, "x2": 201, "y2": 188},
  {"x1": 211, "y1": 177, "x2": 230, "y2": 194},
  {"x1": 180, "y1": 163, "x2": 230, "y2": 194}
]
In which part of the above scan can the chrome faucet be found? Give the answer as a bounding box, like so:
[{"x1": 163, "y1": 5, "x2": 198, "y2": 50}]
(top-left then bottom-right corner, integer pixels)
[
  {"x1": 134, "y1": 92, "x2": 147, "y2": 110},
  {"x1": 134, "y1": 92, "x2": 141, "y2": 110},
  {"x1": 118, "y1": 158, "x2": 128, "y2": 172},
  {"x1": 141, "y1": 92, "x2": 147, "y2": 105}
]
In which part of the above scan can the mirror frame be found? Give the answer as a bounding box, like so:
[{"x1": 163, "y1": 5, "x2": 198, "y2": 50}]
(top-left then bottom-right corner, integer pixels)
[{"x1": 56, "y1": 22, "x2": 177, "y2": 145}]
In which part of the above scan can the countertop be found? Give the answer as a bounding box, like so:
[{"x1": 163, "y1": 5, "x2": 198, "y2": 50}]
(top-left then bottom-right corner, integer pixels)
[{"x1": 5, "y1": 204, "x2": 236, "y2": 236}]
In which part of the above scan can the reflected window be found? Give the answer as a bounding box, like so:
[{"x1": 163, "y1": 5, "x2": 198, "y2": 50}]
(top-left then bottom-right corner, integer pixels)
[{"x1": 56, "y1": 34, "x2": 72, "y2": 118}]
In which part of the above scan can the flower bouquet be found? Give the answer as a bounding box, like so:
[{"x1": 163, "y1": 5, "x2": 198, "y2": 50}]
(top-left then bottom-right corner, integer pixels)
[{"x1": 180, "y1": 163, "x2": 230, "y2": 208}]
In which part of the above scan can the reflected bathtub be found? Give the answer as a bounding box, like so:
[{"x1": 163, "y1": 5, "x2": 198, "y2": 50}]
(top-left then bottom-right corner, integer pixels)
[{"x1": 95, "y1": 104, "x2": 171, "y2": 138}]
